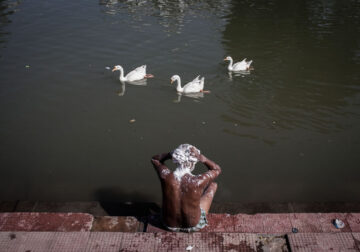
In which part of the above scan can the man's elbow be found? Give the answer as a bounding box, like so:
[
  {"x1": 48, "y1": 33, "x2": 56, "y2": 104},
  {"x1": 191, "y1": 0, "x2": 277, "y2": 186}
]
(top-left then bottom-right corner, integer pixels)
[
  {"x1": 151, "y1": 154, "x2": 160, "y2": 161},
  {"x1": 151, "y1": 157, "x2": 161, "y2": 167}
]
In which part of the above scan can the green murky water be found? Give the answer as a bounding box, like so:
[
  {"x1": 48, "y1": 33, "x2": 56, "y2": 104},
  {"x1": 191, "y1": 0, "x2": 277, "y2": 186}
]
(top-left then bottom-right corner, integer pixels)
[{"x1": 0, "y1": 0, "x2": 359, "y2": 203}]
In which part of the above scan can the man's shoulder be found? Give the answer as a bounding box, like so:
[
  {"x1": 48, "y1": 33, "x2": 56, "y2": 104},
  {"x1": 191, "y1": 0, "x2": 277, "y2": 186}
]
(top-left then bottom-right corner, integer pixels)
[{"x1": 178, "y1": 175, "x2": 204, "y2": 187}]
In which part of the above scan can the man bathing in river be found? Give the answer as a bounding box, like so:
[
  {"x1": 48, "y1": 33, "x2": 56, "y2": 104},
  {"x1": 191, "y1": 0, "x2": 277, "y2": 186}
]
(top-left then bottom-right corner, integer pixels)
[{"x1": 151, "y1": 144, "x2": 221, "y2": 232}]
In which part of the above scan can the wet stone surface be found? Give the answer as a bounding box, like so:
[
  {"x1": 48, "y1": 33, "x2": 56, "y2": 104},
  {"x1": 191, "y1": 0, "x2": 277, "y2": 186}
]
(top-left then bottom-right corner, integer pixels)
[
  {"x1": 288, "y1": 233, "x2": 360, "y2": 252},
  {"x1": 2, "y1": 211, "x2": 360, "y2": 234},
  {"x1": 91, "y1": 216, "x2": 144, "y2": 232},
  {"x1": 0, "y1": 231, "x2": 291, "y2": 251},
  {"x1": 0, "y1": 213, "x2": 93, "y2": 232}
]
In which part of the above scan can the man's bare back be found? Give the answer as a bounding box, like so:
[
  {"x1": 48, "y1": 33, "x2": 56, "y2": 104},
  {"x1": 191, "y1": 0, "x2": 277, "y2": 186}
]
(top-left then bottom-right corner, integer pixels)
[{"x1": 151, "y1": 144, "x2": 221, "y2": 231}]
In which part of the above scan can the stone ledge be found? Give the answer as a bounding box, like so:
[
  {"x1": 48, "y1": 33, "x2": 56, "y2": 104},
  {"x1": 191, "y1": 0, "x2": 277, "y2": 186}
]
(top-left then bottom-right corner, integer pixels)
[
  {"x1": 91, "y1": 216, "x2": 144, "y2": 232},
  {"x1": 0, "y1": 213, "x2": 93, "y2": 232},
  {"x1": 288, "y1": 233, "x2": 360, "y2": 251},
  {"x1": 0, "y1": 232, "x2": 289, "y2": 251},
  {"x1": 3, "y1": 231, "x2": 360, "y2": 251},
  {"x1": 146, "y1": 213, "x2": 360, "y2": 234},
  {"x1": 1, "y1": 212, "x2": 360, "y2": 234}
]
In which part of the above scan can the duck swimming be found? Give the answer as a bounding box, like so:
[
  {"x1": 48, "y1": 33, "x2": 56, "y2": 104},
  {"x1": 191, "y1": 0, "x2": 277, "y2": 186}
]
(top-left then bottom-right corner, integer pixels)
[
  {"x1": 224, "y1": 56, "x2": 253, "y2": 71},
  {"x1": 170, "y1": 75, "x2": 209, "y2": 94},
  {"x1": 112, "y1": 65, "x2": 154, "y2": 82}
]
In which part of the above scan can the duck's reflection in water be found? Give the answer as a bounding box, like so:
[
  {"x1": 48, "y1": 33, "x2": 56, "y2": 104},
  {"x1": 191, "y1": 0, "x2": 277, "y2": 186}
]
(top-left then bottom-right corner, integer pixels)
[
  {"x1": 116, "y1": 79, "x2": 147, "y2": 96},
  {"x1": 174, "y1": 92, "x2": 204, "y2": 103},
  {"x1": 228, "y1": 70, "x2": 251, "y2": 80}
]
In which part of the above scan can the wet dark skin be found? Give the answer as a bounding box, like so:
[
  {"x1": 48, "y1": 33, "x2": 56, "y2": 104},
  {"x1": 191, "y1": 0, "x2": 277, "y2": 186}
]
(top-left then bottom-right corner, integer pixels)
[{"x1": 151, "y1": 147, "x2": 221, "y2": 228}]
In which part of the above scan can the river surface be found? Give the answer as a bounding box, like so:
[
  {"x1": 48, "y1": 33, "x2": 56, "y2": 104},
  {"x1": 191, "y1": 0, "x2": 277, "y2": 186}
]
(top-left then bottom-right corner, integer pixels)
[{"x1": 0, "y1": 0, "x2": 359, "y2": 204}]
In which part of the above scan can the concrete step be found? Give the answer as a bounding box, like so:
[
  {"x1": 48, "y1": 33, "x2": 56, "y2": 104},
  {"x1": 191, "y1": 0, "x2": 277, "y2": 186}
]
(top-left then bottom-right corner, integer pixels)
[
  {"x1": 0, "y1": 231, "x2": 289, "y2": 251},
  {"x1": 146, "y1": 213, "x2": 360, "y2": 234},
  {"x1": 288, "y1": 233, "x2": 360, "y2": 252},
  {"x1": 1, "y1": 231, "x2": 360, "y2": 251},
  {"x1": 0, "y1": 213, "x2": 93, "y2": 232},
  {"x1": 1, "y1": 212, "x2": 360, "y2": 234}
]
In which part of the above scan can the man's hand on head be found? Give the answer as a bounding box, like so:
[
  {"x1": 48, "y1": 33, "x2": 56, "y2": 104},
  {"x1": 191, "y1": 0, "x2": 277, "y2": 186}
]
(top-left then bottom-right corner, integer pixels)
[{"x1": 190, "y1": 147, "x2": 206, "y2": 163}]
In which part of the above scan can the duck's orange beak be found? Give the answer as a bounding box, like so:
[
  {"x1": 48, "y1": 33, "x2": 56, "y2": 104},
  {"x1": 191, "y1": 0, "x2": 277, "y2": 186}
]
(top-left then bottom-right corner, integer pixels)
[
  {"x1": 170, "y1": 79, "x2": 174, "y2": 84},
  {"x1": 112, "y1": 67, "x2": 116, "y2": 72}
]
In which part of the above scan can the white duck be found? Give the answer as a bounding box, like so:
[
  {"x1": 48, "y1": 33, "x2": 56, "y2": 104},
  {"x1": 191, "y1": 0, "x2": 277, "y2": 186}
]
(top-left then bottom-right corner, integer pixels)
[
  {"x1": 170, "y1": 75, "x2": 208, "y2": 94},
  {"x1": 112, "y1": 65, "x2": 154, "y2": 82},
  {"x1": 224, "y1": 56, "x2": 253, "y2": 71}
]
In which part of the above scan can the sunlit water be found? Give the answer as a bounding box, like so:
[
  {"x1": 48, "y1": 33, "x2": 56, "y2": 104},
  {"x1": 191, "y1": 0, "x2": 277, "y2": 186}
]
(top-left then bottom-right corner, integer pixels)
[{"x1": 0, "y1": 0, "x2": 359, "y2": 204}]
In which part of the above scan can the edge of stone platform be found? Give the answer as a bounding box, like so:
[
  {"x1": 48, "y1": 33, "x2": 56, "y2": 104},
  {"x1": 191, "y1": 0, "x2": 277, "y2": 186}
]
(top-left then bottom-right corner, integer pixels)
[
  {"x1": 1, "y1": 201, "x2": 360, "y2": 233},
  {"x1": 1, "y1": 211, "x2": 360, "y2": 234}
]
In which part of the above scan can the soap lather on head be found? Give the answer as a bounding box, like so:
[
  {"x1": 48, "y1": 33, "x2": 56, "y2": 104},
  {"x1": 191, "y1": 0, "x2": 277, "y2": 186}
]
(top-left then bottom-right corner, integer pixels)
[{"x1": 171, "y1": 143, "x2": 200, "y2": 171}]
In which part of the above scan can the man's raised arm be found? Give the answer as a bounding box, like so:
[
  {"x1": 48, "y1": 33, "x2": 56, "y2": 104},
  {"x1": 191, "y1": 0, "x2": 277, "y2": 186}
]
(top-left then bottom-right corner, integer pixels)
[
  {"x1": 191, "y1": 148, "x2": 221, "y2": 186},
  {"x1": 151, "y1": 152, "x2": 172, "y2": 178}
]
